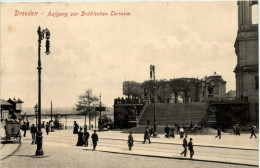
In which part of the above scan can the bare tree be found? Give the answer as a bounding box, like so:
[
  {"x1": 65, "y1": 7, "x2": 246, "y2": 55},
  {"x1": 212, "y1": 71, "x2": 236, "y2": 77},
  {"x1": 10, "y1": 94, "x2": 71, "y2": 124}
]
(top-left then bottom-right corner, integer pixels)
[{"x1": 76, "y1": 89, "x2": 99, "y2": 129}]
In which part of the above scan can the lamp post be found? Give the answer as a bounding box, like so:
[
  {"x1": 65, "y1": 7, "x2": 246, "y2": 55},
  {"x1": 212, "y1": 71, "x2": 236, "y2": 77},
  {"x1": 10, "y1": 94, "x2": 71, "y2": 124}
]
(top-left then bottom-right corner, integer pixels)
[
  {"x1": 34, "y1": 104, "x2": 38, "y2": 129},
  {"x1": 99, "y1": 93, "x2": 102, "y2": 132},
  {"x1": 36, "y1": 26, "x2": 50, "y2": 156},
  {"x1": 150, "y1": 65, "x2": 157, "y2": 137}
]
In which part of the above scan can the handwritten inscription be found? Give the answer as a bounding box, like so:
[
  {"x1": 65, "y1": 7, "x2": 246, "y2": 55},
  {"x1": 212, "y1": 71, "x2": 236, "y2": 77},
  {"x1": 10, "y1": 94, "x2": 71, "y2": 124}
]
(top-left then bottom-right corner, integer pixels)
[{"x1": 14, "y1": 10, "x2": 131, "y2": 17}]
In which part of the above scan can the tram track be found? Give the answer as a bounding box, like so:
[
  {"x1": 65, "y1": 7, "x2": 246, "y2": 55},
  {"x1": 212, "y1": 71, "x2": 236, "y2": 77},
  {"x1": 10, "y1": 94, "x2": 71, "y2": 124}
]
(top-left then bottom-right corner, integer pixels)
[
  {"x1": 1, "y1": 141, "x2": 22, "y2": 161},
  {"x1": 1, "y1": 143, "x2": 5, "y2": 149}
]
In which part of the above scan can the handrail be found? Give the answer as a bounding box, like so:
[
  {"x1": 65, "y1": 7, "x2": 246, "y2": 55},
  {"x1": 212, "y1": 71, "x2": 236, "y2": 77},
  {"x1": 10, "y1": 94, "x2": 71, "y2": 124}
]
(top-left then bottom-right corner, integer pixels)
[{"x1": 137, "y1": 102, "x2": 148, "y2": 123}]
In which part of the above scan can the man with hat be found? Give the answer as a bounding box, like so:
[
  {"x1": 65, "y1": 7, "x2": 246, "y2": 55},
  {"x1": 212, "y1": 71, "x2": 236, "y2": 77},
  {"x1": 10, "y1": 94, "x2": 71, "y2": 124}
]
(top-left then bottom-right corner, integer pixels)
[
  {"x1": 188, "y1": 138, "x2": 194, "y2": 159},
  {"x1": 180, "y1": 135, "x2": 188, "y2": 157},
  {"x1": 128, "y1": 131, "x2": 134, "y2": 150},
  {"x1": 143, "y1": 127, "x2": 151, "y2": 144},
  {"x1": 91, "y1": 130, "x2": 99, "y2": 151}
]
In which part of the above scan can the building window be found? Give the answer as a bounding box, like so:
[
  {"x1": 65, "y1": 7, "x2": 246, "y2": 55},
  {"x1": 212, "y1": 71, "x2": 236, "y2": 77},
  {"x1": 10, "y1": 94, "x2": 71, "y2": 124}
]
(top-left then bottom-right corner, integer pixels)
[
  {"x1": 252, "y1": 4, "x2": 258, "y2": 25},
  {"x1": 255, "y1": 75, "x2": 259, "y2": 89}
]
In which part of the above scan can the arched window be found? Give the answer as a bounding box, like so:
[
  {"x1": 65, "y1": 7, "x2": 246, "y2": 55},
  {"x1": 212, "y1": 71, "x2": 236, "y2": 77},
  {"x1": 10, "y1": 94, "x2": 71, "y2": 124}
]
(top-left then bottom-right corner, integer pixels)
[{"x1": 252, "y1": 4, "x2": 258, "y2": 25}]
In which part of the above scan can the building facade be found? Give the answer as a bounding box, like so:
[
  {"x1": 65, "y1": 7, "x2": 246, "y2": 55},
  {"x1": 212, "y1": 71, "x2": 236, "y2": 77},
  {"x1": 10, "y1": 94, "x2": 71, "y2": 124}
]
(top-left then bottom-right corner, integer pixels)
[
  {"x1": 234, "y1": 1, "x2": 259, "y2": 121},
  {"x1": 200, "y1": 72, "x2": 227, "y2": 102}
]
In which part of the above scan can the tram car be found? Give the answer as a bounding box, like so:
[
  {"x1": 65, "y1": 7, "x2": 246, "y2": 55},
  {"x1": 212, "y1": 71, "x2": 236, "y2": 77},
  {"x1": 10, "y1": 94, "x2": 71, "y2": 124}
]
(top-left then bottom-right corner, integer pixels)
[
  {"x1": 99, "y1": 115, "x2": 114, "y2": 131},
  {"x1": 4, "y1": 119, "x2": 21, "y2": 143}
]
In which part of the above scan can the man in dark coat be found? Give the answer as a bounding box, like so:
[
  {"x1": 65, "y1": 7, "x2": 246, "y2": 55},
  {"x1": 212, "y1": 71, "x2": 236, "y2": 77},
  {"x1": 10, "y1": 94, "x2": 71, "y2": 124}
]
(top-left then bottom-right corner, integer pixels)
[
  {"x1": 180, "y1": 135, "x2": 188, "y2": 157},
  {"x1": 84, "y1": 129, "x2": 90, "y2": 147},
  {"x1": 215, "y1": 128, "x2": 221, "y2": 139},
  {"x1": 250, "y1": 125, "x2": 257, "y2": 139},
  {"x1": 73, "y1": 121, "x2": 79, "y2": 134},
  {"x1": 143, "y1": 127, "x2": 151, "y2": 144},
  {"x1": 21, "y1": 122, "x2": 27, "y2": 137},
  {"x1": 26, "y1": 120, "x2": 30, "y2": 130},
  {"x1": 91, "y1": 130, "x2": 98, "y2": 151},
  {"x1": 235, "y1": 124, "x2": 240, "y2": 136},
  {"x1": 128, "y1": 131, "x2": 134, "y2": 151},
  {"x1": 165, "y1": 125, "x2": 170, "y2": 138},
  {"x1": 45, "y1": 122, "x2": 50, "y2": 135},
  {"x1": 188, "y1": 138, "x2": 194, "y2": 159},
  {"x1": 30, "y1": 124, "x2": 37, "y2": 144}
]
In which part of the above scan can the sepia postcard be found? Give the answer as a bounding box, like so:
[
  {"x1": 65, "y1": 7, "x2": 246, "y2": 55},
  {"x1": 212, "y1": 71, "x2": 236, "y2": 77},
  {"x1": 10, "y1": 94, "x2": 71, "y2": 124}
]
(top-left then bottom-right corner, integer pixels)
[{"x1": 0, "y1": 1, "x2": 259, "y2": 168}]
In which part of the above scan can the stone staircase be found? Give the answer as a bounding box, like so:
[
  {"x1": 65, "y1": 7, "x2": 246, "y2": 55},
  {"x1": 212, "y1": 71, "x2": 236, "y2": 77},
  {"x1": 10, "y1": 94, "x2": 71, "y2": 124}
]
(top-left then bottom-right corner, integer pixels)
[{"x1": 138, "y1": 103, "x2": 208, "y2": 126}]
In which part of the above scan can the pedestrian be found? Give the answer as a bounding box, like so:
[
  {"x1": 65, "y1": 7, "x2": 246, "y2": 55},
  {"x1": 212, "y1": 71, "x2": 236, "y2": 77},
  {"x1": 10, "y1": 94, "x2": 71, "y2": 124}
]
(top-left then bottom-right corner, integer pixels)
[
  {"x1": 215, "y1": 128, "x2": 221, "y2": 139},
  {"x1": 91, "y1": 130, "x2": 99, "y2": 151},
  {"x1": 84, "y1": 125, "x2": 87, "y2": 132},
  {"x1": 143, "y1": 127, "x2": 151, "y2": 144},
  {"x1": 235, "y1": 124, "x2": 240, "y2": 136},
  {"x1": 188, "y1": 138, "x2": 194, "y2": 159},
  {"x1": 179, "y1": 126, "x2": 184, "y2": 138},
  {"x1": 84, "y1": 128, "x2": 90, "y2": 147},
  {"x1": 26, "y1": 119, "x2": 30, "y2": 130},
  {"x1": 73, "y1": 121, "x2": 79, "y2": 134},
  {"x1": 76, "y1": 127, "x2": 84, "y2": 146},
  {"x1": 250, "y1": 125, "x2": 257, "y2": 139},
  {"x1": 45, "y1": 122, "x2": 50, "y2": 135},
  {"x1": 30, "y1": 124, "x2": 37, "y2": 144},
  {"x1": 170, "y1": 127, "x2": 175, "y2": 138},
  {"x1": 21, "y1": 122, "x2": 27, "y2": 137},
  {"x1": 233, "y1": 124, "x2": 236, "y2": 135},
  {"x1": 128, "y1": 131, "x2": 134, "y2": 151},
  {"x1": 180, "y1": 135, "x2": 188, "y2": 157},
  {"x1": 165, "y1": 125, "x2": 170, "y2": 138}
]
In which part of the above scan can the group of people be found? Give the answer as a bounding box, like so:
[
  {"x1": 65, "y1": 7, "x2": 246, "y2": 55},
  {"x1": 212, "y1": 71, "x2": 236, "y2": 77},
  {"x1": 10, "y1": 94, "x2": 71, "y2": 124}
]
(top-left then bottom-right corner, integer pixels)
[
  {"x1": 114, "y1": 97, "x2": 142, "y2": 105},
  {"x1": 164, "y1": 125, "x2": 175, "y2": 138},
  {"x1": 20, "y1": 119, "x2": 55, "y2": 145},
  {"x1": 180, "y1": 135, "x2": 194, "y2": 159},
  {"x1": 74, "y1": 121, "x2": 99, "y2": 151},
  {"x1": 215, "y1": 124, "x2": 258, "y2": 139}
]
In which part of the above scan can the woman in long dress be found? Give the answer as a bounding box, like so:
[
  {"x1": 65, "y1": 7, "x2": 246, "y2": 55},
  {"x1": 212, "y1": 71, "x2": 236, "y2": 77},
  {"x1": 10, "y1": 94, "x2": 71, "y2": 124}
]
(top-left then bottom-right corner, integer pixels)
[
  {"x1": 73, "y1": 121, "x2": 79, "y2": 134},
  {"x1": 76, "y1": 127, "x2": 84, "y2": 146}
]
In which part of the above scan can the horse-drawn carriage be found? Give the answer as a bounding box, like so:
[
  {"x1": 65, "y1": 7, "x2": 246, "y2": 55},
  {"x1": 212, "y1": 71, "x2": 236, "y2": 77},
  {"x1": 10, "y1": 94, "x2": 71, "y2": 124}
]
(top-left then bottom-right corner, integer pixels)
[{"x1": 4, "y1": 119, "x2": 21, "y2": 143}]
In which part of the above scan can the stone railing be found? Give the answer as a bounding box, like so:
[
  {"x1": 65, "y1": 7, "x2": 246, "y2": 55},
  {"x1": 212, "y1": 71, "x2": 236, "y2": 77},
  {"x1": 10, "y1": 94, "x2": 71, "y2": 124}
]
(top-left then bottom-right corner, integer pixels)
[{"x1": 137, "y1": 101, "x2": 148, "y2": 125}]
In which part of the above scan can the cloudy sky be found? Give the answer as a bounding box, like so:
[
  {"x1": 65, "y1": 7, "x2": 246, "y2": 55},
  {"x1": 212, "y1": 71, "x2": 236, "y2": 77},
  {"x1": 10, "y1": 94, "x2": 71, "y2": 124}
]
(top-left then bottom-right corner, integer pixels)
[{"x1": 1, "y1": 2, "x2": 238, "y2": 109}]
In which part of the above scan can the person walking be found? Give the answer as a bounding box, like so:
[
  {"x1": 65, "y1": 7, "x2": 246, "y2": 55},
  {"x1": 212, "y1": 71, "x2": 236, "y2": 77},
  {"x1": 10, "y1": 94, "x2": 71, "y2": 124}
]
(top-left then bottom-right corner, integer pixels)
[
  {"x1": 30, "y1": 124, "x2": 37, "y2": 144},
  {"x1": 143, "y1": 127, "x2": 151, "y2": 144},
  {"x1": 180, "y1": 135, "x2": 188, "y2": 157},
  {"x1": 26, "y1": 119, "x2": 30, "y2": 130},
  {"x1": 83, "y1": 128, "x2": 90, "y2": 147},
  {"x1": 21, "y1": 122, "x2": 27, "y2": 137},
  {"x1": 128, "y1": 131, "x2": 134, "y2": 151},
  {"x1": 45, "y1": 122, "x2": 50, "y2": 135},
  {"x1": 91, "y1": 130, "x2": 99, "y2": 151},
  {"x1": 188, "y1": 138, "x2": 194, "y2": 159},
  {"x1": 179, "y1": 127, "x2": 184, "y2": 138},
  {"x1": 76, "y1": 127, "x2": 84, "y2": 146},
  {"x1": 215, "y1": 128, "x2": 221, "y2": 139},
  {"x1": 235, "y1": 124, "x2": 240, "y2": 136},
  {"x1": 170, "y1": 127, "x2": 175, "y2": 138},
  {"x1": 73, "y1": 121, "x2": 79, "y2": 134},
  {"x1": 250, "y1": 125, "x2": 257, "y2": 139},
  {"x1": 165, "y1": 125, "x2": 170, "y2": 138}
]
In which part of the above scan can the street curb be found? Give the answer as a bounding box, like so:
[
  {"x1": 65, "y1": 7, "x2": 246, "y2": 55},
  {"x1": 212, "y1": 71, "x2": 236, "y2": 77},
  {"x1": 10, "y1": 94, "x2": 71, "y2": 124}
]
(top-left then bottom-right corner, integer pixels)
[
  {"x1": 100, "y1": 138, "x2": 259, "y2": 151},
  {"x1": 97, "y1": 150, "x2": 258, "y2": 167}
]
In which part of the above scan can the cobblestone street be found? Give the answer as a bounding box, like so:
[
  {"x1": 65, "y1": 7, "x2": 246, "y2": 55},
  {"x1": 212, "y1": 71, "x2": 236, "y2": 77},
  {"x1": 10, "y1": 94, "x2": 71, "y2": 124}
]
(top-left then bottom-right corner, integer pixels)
[{"x1": 1, "y1": 129, "x2": 258, "y2": 168}]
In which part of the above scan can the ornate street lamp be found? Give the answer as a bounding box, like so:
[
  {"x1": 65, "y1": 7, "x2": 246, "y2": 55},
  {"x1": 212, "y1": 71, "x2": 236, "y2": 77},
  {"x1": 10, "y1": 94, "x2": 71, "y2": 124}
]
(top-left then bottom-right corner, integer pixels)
[
  {"x1": 150, "y1": 65, "x2": 157, "y2": 137},
  {"x1": 36, "y1": 26, "x2": 51, "y2": 156}
]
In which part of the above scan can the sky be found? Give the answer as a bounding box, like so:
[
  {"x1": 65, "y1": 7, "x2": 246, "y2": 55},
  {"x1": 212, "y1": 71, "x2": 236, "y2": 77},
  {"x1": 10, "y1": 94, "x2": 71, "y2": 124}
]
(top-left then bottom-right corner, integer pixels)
[{"x1": 1, "y1": 1, "x2": 239, "y2": 109}]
